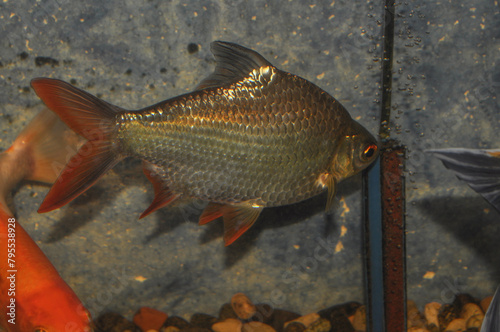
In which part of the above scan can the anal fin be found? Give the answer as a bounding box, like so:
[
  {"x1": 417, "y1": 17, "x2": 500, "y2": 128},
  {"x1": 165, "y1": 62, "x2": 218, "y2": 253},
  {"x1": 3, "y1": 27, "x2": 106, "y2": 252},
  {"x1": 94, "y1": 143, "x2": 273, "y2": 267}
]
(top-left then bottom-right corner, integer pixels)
[
  {"x1": 199, "y1": 201, "x2": 264, "y2": 246},
  {"x1": 140, "y1": 162, "x2": 180, "y2": 218},
  {"x1": 199, "y1": 202, "x2": 224, "y2": 225}
]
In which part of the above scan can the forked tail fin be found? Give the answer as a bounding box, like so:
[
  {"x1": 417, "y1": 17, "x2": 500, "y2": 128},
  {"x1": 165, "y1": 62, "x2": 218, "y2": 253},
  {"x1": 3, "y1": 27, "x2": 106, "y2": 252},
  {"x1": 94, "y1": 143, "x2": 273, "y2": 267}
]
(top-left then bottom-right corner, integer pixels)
[{"x1": 31, "y1": 78, "x2": 125, "y2": 213}]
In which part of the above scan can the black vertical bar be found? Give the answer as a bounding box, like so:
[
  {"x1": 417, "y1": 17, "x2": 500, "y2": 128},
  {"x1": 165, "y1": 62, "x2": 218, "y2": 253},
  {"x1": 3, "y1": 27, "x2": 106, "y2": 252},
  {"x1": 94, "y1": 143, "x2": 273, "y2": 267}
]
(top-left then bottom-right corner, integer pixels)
[{"x1": 380, "y1": 2, "x2": 395, "y2": 141}]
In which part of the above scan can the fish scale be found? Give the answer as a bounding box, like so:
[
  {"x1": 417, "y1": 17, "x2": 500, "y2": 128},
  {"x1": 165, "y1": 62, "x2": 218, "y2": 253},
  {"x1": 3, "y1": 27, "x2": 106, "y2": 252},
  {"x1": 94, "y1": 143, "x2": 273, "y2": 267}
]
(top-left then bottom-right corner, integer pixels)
[
  {"x1": 31, "y1": 41, "x2": 379, "y2": 245},
  {"x1": 116, "y1": 69, "x2": 343, "y2": 207}
]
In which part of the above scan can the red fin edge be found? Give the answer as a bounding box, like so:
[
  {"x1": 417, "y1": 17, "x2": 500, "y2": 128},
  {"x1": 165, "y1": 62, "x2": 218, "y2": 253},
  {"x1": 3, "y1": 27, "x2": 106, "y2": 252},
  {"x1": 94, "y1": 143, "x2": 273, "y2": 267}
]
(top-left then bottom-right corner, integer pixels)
[
  {"x1": 222, "y1": 203, "x2": 263, "y2": 246},
  {"x1": 199, "y1": 201, "x2": 264, "y2": 246},
  {"x1": 38, "y1": 140, "x2": 120, "y2": 213},
  {"x1": 199, "y1": 202, "x2": 224, "y2": 225},
  {"x1": 140, "y1": 163, "x2": 179, "y2": 218}
]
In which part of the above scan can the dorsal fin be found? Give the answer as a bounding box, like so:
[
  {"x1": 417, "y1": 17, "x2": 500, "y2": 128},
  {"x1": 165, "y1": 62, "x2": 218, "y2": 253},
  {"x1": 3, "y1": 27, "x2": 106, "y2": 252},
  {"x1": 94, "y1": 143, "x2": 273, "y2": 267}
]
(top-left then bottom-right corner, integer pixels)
[{"x1": 196, "y1": 41, "x2": 274, "y2": 90}]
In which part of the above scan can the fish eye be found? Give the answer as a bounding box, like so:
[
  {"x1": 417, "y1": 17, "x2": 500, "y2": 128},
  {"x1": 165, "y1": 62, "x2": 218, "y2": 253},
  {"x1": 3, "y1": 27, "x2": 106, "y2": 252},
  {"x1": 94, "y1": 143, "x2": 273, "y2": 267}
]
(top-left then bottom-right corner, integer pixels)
[{"x1": 362, "y1": 144, "x2": 377, "y2": 160}]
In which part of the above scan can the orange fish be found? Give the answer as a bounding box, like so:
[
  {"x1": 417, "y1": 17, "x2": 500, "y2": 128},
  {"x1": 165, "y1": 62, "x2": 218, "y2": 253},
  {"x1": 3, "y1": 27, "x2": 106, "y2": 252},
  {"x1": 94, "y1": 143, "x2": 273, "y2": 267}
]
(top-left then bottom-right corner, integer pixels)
[
  {"x1": 0, "y1": 109, "x2": 91, "y2": 331},
  {"x1": 32, "y1": 41, "x2": 379, "y2": 245}
]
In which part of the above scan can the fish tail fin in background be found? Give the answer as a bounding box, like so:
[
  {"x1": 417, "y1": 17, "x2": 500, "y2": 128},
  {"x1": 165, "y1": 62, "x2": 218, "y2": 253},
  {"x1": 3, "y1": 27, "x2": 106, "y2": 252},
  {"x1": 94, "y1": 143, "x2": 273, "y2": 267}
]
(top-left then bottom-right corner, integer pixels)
[
  {"x1": 429, "y1": 148, "x2": 500, "y2": 213},
  {"x1": 31, "y1": 78, "x2": 125, "y2": 213},
  {"x1": 0, "y1": 108, "x2": 82, "y2": 216},
  {"x1": 481, "y1": 286, "x2": 500, "y2": 332}
]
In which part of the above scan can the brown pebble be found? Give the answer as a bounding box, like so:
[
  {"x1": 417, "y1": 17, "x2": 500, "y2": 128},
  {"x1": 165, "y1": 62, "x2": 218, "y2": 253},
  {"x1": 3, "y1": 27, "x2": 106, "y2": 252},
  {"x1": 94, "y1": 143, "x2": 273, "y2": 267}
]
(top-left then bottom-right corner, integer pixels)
[
  {"x1": 212, "y1": 318, "x2": 243, "y2": 332},
  {"x1": 318, "y1": 302, "x2": 360, "y2": 332},
  {"x1": 257, "y1": 306, "x2": 300, "y2": 331},
  {"x1": 480, "y1": 295, "x2": 493, "y2": 313},
  {"x1": 427, "y1": 324, "x2": 439, "y2": 332},
  {"x1": 162, "y1": 316, "x2": 191, "y2": 330},
  {"x1": 242, "y1": 321, "x2": 276, "y2": 332},
  {"x1": 284, "y1": 322, "x2": 306, "y2": 332},
  {"x1": 304, "y1": 318, "x2": 331, "y2": 332},
  {"x1": 284, "y1": 313, "x2": 319, "y2": 329},
  {"x1": 351, "y1": 305, "x2": 366, "y2": 331},
  {"x1": 133, "y1": 307, "x2": 168, "y2": 332},
  {"x1": 231, "y1": 293, "x2": 257, "y2": 320},
  {"x1": 93, "y1": 312, "x2": 141, "y2": 332},
  {"x1": 407, "y1": 300, "x2": 426, "y2": 329},
  {"x1": 424, "y1": 302, "x2": 441, "y2": 328},
  {"x1": 466, "y1": 313, "x2": 484, "y2": 329},
  {"x1": 161, "y1": 327, "x2": 180, "y2": 332},
  {"x1": 190, "y1": 313, "x2": 218, "y2": 329},
  {"x1": 254, "y1": 303, "x2": 275, "y2": 324},
  {"x1": 444, "y1": 318, "x2": 466, "y2": 331},
  {"x1": 460, "y1": 303, "x2": 483, "y2": 322},
  {"x1": 318, "y1": 302, "x2": 361, "y2": 319},
  {"x1": 452, "y1": 294, "x2": 476, "y2": 312},
  {"x1": 438, "y1": 304, "x2": 458, "y2": 330},
  {"x1": 219, "y1": 303, "x2": 239, "y2": 321}
]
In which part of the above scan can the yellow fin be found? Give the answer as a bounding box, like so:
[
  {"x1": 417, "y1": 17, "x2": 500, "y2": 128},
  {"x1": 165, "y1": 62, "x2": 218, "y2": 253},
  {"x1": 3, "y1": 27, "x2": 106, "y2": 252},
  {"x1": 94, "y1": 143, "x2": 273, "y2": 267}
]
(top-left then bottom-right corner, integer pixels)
[
  {"x1": 325, "y1": 175, "x2": 337, "y2": 212},
  {"x1": 317, "y1": 172, "x2": 337, "y2": 212}
]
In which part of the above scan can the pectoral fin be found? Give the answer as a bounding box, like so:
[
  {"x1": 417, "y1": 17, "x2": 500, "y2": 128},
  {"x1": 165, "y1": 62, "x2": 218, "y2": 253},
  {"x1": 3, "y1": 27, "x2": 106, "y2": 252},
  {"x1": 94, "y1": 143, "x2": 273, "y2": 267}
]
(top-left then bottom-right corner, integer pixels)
[
  {"x1": 325, "y1": 175, "x2": 337, "y2": 212},
  {"x1": 199, "y1": 201, "x2": 264, "y2": 246},
  {"x1": 317, "y1": 172, "x2": 337, "y2": 212}
]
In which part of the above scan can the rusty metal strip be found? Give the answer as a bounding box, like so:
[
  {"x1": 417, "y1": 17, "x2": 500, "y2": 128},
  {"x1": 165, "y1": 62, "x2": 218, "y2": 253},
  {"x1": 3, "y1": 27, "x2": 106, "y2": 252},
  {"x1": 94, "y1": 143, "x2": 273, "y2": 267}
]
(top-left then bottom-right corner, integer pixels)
[{"x1": 380, "y1": 142, "x2": 406, "y2": 332}]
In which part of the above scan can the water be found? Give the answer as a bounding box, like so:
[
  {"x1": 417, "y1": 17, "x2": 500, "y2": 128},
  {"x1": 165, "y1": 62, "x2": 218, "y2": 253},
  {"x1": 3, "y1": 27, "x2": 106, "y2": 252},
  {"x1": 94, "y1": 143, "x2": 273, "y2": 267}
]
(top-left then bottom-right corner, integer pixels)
[{"x1": 0, "y1": 0, "x2": 498, "y2": 323}]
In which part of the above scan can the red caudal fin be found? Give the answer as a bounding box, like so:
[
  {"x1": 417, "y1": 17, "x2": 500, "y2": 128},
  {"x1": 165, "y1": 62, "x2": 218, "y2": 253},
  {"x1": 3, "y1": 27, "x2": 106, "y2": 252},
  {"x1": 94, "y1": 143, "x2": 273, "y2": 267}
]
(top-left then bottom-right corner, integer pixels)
[{"x1": 31, "y1": 78, "x2": 125, "y2": 213}]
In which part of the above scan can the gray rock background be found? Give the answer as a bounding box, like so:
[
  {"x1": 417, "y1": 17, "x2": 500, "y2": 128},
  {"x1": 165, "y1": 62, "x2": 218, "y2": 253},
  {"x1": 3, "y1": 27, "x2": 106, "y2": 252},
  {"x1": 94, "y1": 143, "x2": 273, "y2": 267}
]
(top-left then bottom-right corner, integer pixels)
[{"x1": 0, "y1": 0, "x2": 498, "y2": 320}]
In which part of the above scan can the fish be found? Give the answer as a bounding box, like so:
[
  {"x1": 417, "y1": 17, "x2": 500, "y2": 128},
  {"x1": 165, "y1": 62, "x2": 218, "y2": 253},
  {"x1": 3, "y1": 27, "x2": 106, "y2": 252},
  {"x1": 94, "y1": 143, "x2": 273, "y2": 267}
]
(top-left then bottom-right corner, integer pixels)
[
  {"x1": 429, "y1": 148, "x2": 500, "y2": 213},
  {"x1": 482, "y1": 286, "x2": 500, "y2": 332},
  {"x1": 31, "y1": 41, "x2": 379, "y2": 246},
  {"x1": 0, "y1": 109, "x2": 91, "y2": 331}
]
